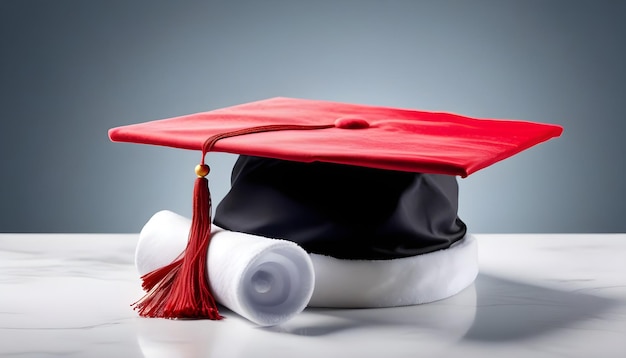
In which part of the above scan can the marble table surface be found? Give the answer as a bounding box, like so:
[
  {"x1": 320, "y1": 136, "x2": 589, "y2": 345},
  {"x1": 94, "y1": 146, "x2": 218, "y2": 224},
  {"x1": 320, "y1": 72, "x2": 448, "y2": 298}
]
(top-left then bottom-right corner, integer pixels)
[{"x1": 0, "y1": 233, "x2": 624, "y2": 358}]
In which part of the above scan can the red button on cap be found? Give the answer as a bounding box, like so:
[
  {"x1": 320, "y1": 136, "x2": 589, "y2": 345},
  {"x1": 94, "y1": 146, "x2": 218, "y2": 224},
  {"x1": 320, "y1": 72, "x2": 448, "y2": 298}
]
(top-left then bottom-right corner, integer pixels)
[{"x1": 334, "y1": 117, "x2": 370, "y2": 129}]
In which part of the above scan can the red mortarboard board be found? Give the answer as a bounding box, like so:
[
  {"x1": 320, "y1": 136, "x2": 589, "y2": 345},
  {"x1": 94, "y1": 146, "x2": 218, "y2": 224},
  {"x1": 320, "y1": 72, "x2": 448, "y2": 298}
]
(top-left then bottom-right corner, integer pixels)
[
  {"x1": 109, "y1": 97, "x2": 562, "y2": 177},
  {"x1": 109, "y1": 97, "x2": 562, "y2": 320}
]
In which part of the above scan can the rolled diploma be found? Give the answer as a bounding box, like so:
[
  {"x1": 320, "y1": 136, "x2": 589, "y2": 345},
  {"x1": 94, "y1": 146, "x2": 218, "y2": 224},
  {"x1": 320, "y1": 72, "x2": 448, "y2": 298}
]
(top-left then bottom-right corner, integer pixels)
[{"x1": 136, "y1": 210, "x2": 315, "y2": 326}]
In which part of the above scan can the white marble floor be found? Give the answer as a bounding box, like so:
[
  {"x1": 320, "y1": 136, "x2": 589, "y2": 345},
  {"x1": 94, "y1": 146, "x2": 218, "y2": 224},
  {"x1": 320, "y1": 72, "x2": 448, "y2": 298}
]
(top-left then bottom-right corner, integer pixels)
[{"x1": 1, "y1": 234, "x2": 625, "y2": 358}]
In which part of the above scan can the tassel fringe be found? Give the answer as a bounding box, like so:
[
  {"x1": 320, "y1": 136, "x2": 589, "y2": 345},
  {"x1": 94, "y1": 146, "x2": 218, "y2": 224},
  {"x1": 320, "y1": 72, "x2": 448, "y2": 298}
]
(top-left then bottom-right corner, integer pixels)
[{"x1": 132, "y1": 176, "x2": 222, "y2": 320}]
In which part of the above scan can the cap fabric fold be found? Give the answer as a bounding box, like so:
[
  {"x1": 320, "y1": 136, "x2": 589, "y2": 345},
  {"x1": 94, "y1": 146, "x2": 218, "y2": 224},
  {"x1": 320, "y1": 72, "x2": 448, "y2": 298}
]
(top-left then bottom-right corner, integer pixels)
[{"x1": 215, "y1": 155, "x2": 466, "y2": 260}]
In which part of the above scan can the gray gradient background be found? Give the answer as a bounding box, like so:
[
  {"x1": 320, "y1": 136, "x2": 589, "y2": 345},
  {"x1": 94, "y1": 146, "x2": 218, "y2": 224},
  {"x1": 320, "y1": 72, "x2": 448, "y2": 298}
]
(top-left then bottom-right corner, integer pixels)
[{"x1": 1, "y1": 0, "x2": 624, "y2": 233}]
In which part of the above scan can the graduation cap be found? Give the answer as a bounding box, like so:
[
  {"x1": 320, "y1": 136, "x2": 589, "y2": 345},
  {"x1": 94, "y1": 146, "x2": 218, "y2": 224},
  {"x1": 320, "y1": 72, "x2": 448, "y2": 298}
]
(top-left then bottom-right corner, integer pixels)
[{"x1": 109, "y1": 97, "x2": 563, "y2": 320}]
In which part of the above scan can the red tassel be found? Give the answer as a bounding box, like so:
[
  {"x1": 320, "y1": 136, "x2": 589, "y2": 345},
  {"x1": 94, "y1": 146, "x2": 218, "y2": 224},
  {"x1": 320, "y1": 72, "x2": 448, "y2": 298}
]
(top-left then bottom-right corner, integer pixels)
[
  {"x1": 132, "y1": 165, "x2": 222, "y2": 320},
  {"x1": 132, "y1": 125, "x2": 335, "y2": 319}
]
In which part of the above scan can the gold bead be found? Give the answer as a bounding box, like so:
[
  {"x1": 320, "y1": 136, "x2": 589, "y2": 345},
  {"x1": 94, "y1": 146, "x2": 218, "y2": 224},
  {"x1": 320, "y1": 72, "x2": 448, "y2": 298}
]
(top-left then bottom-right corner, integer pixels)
[{"x1": 195, "y1": 164, "x2": 210, "y2": 177}]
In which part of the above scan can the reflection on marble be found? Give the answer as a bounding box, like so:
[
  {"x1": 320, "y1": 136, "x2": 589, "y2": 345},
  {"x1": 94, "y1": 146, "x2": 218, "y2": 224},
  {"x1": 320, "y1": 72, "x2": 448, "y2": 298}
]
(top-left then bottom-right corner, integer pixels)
[{"x1": 0, "y1": 234, "x2": 625, "y2": 357}]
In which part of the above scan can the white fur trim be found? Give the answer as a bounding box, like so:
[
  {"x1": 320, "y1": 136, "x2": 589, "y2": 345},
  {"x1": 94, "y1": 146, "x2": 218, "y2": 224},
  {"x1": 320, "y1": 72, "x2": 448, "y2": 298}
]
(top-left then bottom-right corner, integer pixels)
[{"x1": 308, "y1": 235, "x2": 478, "y2": 307}]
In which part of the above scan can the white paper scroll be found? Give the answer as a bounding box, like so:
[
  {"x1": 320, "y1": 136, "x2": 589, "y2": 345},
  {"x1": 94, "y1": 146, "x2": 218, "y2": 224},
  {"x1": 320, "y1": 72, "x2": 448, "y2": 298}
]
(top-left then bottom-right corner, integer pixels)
[{"x1": 136, "y1": 210, "x2": 315, "y2": 327}]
